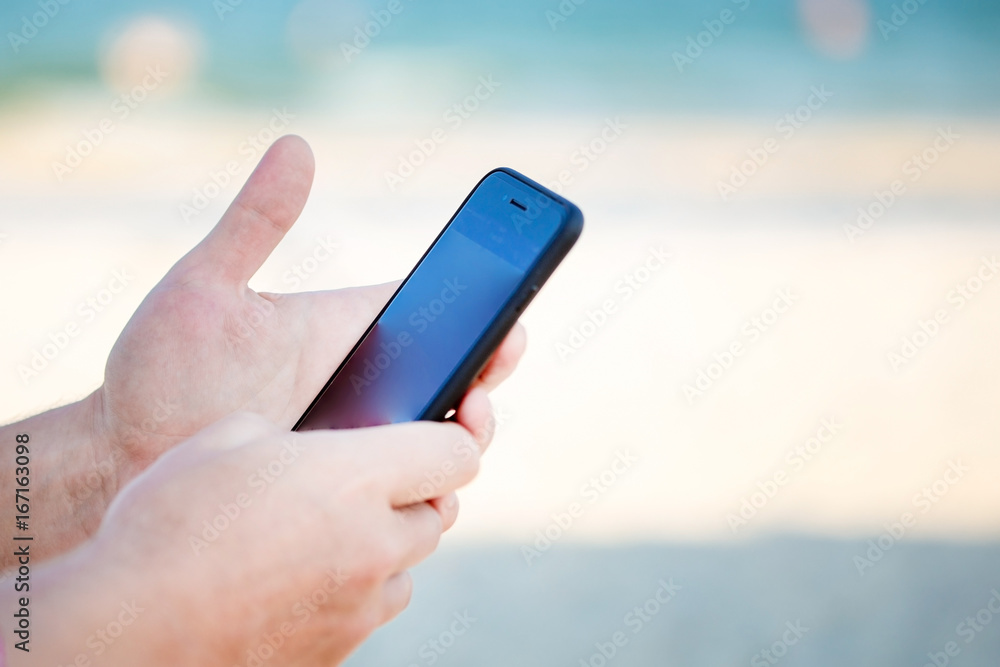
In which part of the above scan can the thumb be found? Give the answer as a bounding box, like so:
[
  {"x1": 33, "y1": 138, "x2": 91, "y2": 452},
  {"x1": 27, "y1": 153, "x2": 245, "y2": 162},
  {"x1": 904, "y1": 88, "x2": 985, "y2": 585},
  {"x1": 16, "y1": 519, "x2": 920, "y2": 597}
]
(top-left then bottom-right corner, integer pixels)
[{"x1": 180, "y1": 134, "x2": 315, "y2": 284}]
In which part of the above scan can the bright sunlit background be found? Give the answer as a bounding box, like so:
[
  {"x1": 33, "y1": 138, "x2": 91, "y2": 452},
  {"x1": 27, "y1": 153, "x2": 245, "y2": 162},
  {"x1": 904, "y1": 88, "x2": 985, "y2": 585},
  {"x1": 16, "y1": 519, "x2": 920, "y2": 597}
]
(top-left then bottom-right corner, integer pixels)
[{"x1": 1, "y1": 1, "x2": 999, "y2": 665}]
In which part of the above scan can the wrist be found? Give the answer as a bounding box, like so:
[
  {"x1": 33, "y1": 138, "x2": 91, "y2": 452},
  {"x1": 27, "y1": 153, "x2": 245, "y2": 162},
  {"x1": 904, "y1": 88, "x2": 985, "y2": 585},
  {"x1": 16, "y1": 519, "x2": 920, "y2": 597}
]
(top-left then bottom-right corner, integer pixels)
[
  {"x1": 57, "y1": 390, "x2": 123, "y2": 539},
  {"x1": 0, "y1": 392, "x2": 123, "y2": 567},
  {"x1": 0, "y1": 538, "x2": 179, "y2": 667}
]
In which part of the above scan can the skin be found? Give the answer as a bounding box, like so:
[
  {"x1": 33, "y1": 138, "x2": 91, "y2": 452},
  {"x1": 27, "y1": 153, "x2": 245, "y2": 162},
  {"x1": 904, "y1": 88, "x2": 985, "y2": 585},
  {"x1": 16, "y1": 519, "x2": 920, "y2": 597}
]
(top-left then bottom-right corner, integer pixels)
[
  {"x1": 6, "y1": 411, "x2": 492, "y2": 666},
  {"x1": 0, "y1": 136, "x2": 526, "y2": 665}
]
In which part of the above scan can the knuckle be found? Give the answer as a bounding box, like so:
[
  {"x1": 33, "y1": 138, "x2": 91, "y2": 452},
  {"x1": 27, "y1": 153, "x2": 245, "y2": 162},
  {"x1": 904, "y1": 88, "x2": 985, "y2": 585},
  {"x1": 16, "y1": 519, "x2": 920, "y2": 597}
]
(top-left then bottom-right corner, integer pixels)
[
  {"x1": 448, "y1": 425, "x2": 480, "y2": 458},
  {"x1": 384, "y1": 531, "x2": 411, "y2": 567},
  {"x1": 352, "y1": 559, "x2": 383, "y2": 590},
  {"x1": 357, "y1": 538, "x2": 398, "y2": 585},
  {"x1": 341, "y1": 605, "x2": 381, "y2": 645}
]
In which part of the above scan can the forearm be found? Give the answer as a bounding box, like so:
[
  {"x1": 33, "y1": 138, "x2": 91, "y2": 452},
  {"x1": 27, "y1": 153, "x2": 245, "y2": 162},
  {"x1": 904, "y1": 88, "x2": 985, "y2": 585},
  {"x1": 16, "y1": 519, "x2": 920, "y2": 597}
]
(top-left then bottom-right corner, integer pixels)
[
  {"x1": 0, "y1": 539, "x2": 183, "y2": 666},
  {"x1": 0, "y1": 391, "x2": 118, "y2": 567}
]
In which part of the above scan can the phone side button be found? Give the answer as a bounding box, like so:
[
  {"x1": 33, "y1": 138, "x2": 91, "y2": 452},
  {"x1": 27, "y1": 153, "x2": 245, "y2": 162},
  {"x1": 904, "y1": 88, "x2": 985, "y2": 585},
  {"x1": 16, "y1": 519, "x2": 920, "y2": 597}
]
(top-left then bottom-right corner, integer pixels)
[{"x1": 515, "y1": 284, "x2": 540, "y2": 314}]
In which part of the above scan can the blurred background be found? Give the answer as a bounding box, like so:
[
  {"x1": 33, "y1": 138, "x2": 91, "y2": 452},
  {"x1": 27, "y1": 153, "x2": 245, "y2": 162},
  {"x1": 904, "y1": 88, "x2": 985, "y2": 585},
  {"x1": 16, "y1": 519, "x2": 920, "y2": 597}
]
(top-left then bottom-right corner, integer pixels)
[{"x1": 2, "y1": 0, "x2": 999, "y2": 665}]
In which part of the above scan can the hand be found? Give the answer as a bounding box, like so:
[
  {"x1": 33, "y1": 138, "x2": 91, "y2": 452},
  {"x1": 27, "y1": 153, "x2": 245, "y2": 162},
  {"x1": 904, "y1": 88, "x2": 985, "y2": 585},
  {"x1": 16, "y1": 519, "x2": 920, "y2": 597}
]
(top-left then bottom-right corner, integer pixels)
[
  {"x1": 0, "y1": 135, "x2": 525, "y2": 569},
  {"x1": 11, "y1": 397, "x2": 493, "y2": 667},
  {"x1": 94, "y1": 135, "x2": 525, "y2": 491}
]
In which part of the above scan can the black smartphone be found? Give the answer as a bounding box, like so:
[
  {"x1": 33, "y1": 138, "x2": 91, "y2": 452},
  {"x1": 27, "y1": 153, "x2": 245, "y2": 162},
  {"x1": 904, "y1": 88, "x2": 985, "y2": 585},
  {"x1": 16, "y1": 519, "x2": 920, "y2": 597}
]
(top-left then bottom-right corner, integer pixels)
[{"x1": 293, "y1": 168, "x2": 583, "y2": 431}]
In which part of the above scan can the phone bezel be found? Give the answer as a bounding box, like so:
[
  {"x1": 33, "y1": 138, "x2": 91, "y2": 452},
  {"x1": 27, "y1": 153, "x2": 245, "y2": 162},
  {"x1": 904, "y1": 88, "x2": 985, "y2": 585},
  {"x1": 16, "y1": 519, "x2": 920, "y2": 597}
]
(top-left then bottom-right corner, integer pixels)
[{"x1": 292, "y1": 167, "x2": 583, "y2": 430}]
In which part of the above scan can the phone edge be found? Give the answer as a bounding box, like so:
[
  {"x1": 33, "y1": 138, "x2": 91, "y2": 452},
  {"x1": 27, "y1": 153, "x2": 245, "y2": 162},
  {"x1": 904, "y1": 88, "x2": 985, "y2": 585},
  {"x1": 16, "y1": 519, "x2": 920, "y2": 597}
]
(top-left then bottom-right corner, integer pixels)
[
  {"x1": 292, "y1": 167, "x2": 584, "y2": 431},
  {"x1": 414, "y1": 167, "x2": 584, "y2": 422}
]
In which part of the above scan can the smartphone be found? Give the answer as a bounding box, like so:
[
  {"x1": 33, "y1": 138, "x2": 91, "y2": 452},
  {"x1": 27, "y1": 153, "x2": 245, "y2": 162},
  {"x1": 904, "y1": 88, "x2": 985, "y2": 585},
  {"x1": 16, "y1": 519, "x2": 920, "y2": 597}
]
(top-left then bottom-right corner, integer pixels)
[{"x1": 293, "y1": 168, "x2": 583, "y2": 431}]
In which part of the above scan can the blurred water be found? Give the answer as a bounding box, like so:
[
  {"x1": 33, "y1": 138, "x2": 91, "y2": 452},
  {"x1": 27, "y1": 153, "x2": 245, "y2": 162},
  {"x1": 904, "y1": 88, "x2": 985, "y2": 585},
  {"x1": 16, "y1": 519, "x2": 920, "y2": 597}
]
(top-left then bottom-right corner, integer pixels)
[{"x1": 2, "y1": 0, "x2": 999, "y2": 115}]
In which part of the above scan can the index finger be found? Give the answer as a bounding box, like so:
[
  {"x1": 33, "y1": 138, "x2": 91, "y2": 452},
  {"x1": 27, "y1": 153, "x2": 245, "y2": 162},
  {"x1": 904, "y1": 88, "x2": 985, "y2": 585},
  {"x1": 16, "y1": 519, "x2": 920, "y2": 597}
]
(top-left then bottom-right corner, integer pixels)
[
  {"x1": 301, "y1": 421, "x2": 482, "y2": 508},
  {"x1": 371, "y1": 421, "x2": 482, "y2": 507}
]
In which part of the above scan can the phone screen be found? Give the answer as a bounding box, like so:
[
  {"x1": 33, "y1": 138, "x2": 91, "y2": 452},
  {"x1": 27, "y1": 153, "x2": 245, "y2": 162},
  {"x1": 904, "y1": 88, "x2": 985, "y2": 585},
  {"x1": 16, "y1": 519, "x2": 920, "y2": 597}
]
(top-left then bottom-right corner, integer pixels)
[{"x1": 294, "y1": 170, "x2": 576, "y2": 430}]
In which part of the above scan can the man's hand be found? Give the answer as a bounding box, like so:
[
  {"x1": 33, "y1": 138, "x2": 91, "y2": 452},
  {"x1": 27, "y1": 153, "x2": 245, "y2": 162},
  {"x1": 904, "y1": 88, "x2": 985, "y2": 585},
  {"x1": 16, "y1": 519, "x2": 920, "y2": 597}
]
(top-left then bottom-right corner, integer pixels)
[
  {"x1": 98, "y1": 134, "x2": 523, "y2": 483},
  {"x1": 5, "y1": 399, "x2": 493, "y2": 667},
  {"x1": 0, "y1": 135, "x2": 525, "y2": 565}
]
